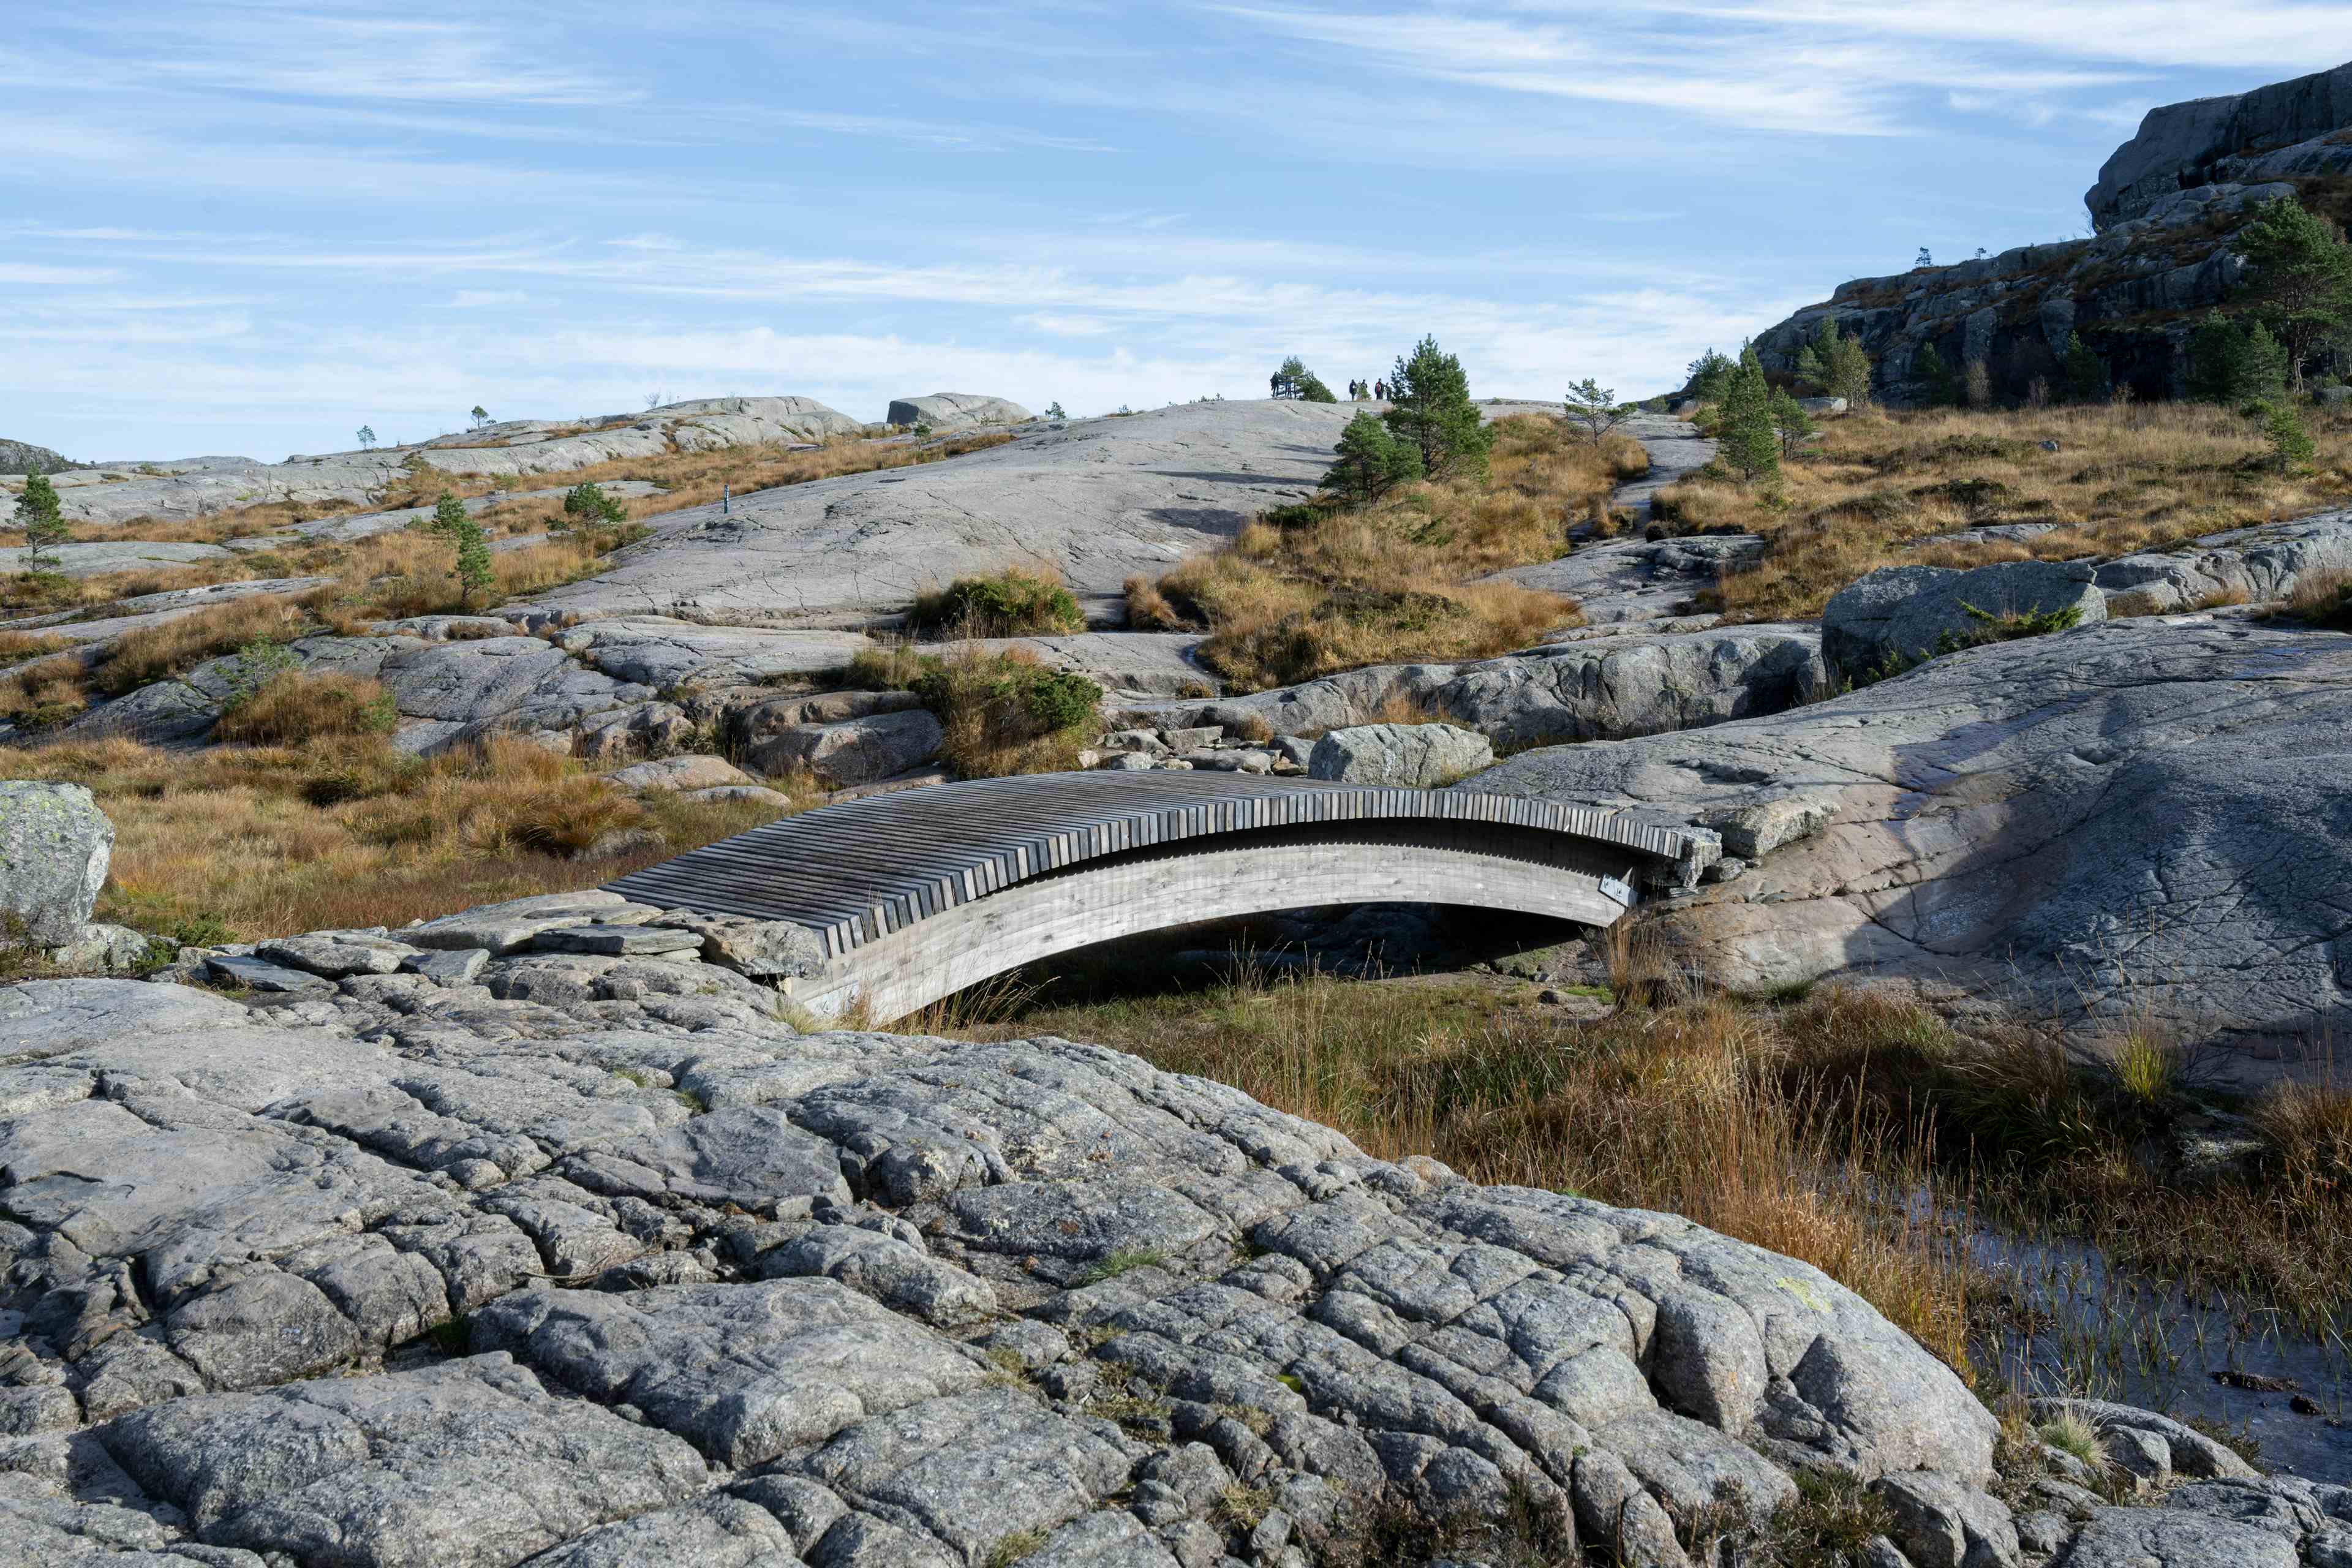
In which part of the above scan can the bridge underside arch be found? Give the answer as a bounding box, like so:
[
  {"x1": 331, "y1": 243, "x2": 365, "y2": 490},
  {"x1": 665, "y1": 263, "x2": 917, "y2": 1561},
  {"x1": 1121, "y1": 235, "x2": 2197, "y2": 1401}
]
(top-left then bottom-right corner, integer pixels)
[{"x1": 790, "y1": 826, "x2": 1637, "y2": 1021}]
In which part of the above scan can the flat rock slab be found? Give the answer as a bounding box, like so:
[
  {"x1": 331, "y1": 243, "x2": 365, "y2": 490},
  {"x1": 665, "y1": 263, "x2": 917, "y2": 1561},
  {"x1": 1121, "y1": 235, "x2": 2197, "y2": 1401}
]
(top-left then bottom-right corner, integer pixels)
[
  {"x1": 1471, "y1": 619, "x2": 2352, "y2": 1060},
  {"x1": 1485, "y1": 532, "x2": 1761, "y2": 627},
  {"x1": 105, "y1": 1354, "x2": 710, "y2": 1566},
  {"x1": 968, "y1": 631, "x2": 1215, "y2": 697},
  {"x1": 515, "y1": 398, "x2": 1359, "y2": 626},
  {"x1": 473, "y1": 1278, "x2": 987, "y2": 1466},
  {"x1": 0, "y1": 540, "x2": 232, "y2": 576}
]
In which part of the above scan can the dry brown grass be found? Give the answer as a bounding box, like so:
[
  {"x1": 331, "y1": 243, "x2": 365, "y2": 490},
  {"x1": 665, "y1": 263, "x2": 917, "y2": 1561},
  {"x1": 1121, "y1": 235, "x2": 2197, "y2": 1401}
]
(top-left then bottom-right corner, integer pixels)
[
  {"x1": 2272, "y1": 564, "x2": 2352, "y2": 628},
  {"x1": 212, "y1": 671, "x2": 398, "y2": 746},
  {"x1": 1149, "y1": 417, "x2": 1633, "y2": 689},
  {"x1": 0, "y1": 631, "x2": 77, "y2": 668},
  {"x1": 1656, "y1": 402, "x2": 2352, "y2": 624},
  {"x1": 4, "y1": 733, "x2": 814, "y2": 940}
]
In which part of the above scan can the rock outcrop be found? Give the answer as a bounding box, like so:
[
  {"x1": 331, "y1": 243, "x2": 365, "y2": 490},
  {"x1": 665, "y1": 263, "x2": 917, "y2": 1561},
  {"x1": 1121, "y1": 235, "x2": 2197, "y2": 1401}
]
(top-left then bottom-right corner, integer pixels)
[
  {"x1": 1822, "y1": 559, "x2": 2106, "y2": 682},
  {"x1": 1746, "y1": 59, "x2": 2352, "y2": 406},
  {"x1": 1306, "y1": 723, "x2": 1492, "y2": 788},
  {"x1": 886, "y1": 393, "x2": 1034, "y2": 430},
  {"x1": 1472, "y1": 618, "x2": 2352, "y2": 1058},
  {"x1": 2088, "y1": 59, "x2": 2352, "y2": 231},
  {"x1": 0, "y1": 437, "x2": 76, "y2": 475}
]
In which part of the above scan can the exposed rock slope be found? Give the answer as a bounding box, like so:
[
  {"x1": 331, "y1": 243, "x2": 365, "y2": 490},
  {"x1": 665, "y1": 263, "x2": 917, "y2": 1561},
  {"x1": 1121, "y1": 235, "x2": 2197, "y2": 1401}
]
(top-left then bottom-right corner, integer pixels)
[
  {"x1": 1474, "y1": 618, "x2": 2352, "y2": 1057},
  {"x1": 518, "y1": 399, "x2": 1355, "y2": 627},
  {"x1": 0, "y1": 437, "x2": 76, "y2": 475}
]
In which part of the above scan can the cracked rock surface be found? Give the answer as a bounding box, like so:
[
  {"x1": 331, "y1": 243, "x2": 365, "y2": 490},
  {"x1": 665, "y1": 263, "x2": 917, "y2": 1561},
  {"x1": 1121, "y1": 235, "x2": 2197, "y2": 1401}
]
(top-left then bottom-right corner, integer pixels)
[
  {"x1": 1473, "y1": 617, "x2": 2352, "y2": 1061},
  {"x1": 0, "y1": 956, "x2": 2005, "y2": 1567},
  {"x1": 1, "y1": 935, "x2": 2342, "y2": 1565}
]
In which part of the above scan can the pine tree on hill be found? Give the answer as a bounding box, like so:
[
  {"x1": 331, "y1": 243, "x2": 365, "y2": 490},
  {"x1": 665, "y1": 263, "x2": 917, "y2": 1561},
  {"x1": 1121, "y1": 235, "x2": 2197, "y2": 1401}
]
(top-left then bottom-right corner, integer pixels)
[
  {"x1": 13, "y1": 472, "x2": 69, "y2": 570},
  {"x1": 2061, "y1": 332, "x2": 2109, "y2": 402},
  {"x1": 1717, "y1": 350, "x2": 1781, "y2": 483},
  {"x1": 1382, "y1": 336, "x2": 1492, "y2": 480}
]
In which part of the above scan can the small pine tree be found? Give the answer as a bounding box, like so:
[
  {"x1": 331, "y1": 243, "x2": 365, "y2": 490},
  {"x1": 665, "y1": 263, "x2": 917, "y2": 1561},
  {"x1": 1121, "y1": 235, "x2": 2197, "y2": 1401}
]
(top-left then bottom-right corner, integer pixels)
[
  {"x1": 469, "y1": 404, "x2": 491, "y2": 429},
  {"x1": 429, "y1": 491, "x2": 471, "y2": 539},
  {"x1": 1795, "y1": 317, "x2": 1874, "y2": 405},
  {"x1": 1383, "y1": 335, "x2": 1493, "y2": 480},
  {"x1": 1562, "y1": 378, "x2": 1623, "y2": 445},
  {"x1": 1045, "y1": 402, "x2": 1067, "y2": 420},
  {"x1": 1916, "y1": 247, "x2": 1934, "y2": 268},
  {"x1": 1717, "y1": 353, "x2": 1781, "y2": 483},
  {"x1": 452, "y1": 521, "x2": 494, "y2": 607},
  {"x1": 2242, "y1": 321, "x2": 2292, "y2": 404},
  {"x1": 425, "y1": 492, "x2": 495, "y2": 606},
  {"x1": 2060, "y1": 332, "x2": 2108, "y2": 402},
  {"x1": 1768, "y1": 388, "x2": 1816, "y2": 455},
  {"x1": 356, "y1": 425, "x2": 376, "y2": 450},
  {"x1": 1913, "y1": 342, "x2": 1955, "y2": 406},
  {"x1": 13, "y1": 473, "x2": 69, "y2": 569},
  {"x1": 561, "y1": 481, "x2": 627, "y2": 529},
  {"x1": 2256, "y1": 399, "x2": 2317, "y2": 473},
  {"x1": 1323, "y1": 410, "x2": 1422, "y2": 505},
  {"x1": 1684, "y1": 349, "x2": 1737, "y2": 404}
]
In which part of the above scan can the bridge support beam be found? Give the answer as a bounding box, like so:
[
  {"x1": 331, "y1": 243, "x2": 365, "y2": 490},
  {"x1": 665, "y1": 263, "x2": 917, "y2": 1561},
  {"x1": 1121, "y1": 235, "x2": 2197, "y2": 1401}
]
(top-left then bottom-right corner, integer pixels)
[{"x1": 788, "y1": 838, "x2": 1637, "y2": 1022}]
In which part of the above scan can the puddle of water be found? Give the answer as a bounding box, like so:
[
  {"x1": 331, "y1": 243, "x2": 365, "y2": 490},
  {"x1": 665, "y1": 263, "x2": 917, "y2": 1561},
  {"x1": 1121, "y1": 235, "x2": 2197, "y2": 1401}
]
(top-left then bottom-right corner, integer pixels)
[{"x1": 1972, "y1": 1228, "x2": 2352, "y2": 1482}]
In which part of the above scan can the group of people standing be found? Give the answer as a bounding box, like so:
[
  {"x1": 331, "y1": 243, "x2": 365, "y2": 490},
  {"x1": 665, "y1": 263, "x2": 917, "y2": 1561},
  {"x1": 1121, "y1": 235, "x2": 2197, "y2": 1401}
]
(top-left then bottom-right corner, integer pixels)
[{"x1": 1347, "y1": 379, "x2": 1389, "y2": 401}]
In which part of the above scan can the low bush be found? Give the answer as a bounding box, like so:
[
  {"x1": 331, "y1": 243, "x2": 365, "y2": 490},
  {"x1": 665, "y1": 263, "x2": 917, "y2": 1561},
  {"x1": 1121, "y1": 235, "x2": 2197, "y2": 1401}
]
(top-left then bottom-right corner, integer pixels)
[
  {"x1": 908, "y1": 565, "x2": 1084, "y2": 638},
  {"x1": 2277, "y1": 565, "x2": 2352, "y2": 628},
  {"x1": 910, "y1": 646, "x2": 1102, "y2": 778}
]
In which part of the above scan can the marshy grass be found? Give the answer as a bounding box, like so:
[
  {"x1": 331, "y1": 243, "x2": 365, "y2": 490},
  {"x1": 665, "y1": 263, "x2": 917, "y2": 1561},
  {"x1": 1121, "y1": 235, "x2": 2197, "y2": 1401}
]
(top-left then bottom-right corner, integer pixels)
[{"x1": 944, "y1": 954, "x2": 2352, "y2": 1392}]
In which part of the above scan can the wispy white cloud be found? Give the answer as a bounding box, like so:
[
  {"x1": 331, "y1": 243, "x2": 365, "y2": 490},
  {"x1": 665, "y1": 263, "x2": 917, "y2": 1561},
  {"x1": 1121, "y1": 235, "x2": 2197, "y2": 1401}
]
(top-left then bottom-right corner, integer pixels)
[
  {"x1": 0, "y1": 263, "x2": 126, "y2": 284},
  {"x1": 447, "y1": 289, "x2": 530, "y2": 307}
]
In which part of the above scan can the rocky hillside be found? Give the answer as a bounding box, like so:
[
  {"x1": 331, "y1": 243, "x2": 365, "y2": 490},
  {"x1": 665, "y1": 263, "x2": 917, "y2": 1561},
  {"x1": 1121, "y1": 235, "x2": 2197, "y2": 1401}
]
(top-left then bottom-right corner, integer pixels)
[
  {"x1": 0, "y1": 394, "x2": 995, "y2": 529},
  {"x1": 0, "y1": 437, "x2": 77, "y2": 476},
  {"x1": 1749, "y1": 58, "x2": 2352, "y2": 405}
]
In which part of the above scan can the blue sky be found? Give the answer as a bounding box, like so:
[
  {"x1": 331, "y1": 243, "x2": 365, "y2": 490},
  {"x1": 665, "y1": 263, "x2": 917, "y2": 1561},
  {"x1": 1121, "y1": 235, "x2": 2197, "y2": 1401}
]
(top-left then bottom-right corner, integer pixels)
[{"x1": 5, "y1": 3, "x2": 2348, "y2": 460}]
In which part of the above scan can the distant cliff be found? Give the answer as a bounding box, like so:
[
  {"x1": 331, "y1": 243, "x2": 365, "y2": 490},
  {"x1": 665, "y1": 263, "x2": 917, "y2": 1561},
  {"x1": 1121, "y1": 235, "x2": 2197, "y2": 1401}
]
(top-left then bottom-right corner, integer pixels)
[
  {"x1": 1746, "y1": 59, "x2": 2352, "y2": 406},
  {"x1": 0, "y1": 438, "x2": 78, "y2": 476}
]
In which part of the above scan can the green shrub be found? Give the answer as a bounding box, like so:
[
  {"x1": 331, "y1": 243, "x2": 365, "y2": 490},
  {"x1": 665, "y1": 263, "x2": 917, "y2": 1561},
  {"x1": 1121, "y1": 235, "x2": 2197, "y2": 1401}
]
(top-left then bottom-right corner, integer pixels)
[
  {"x1": 219, "y1": 638, "x2": 300, "y2": 712},
  {"x1": 1322, "y1": 411, "x2": 1422, "y2": 505},
  {"x1": 910, "y1": 649, "x2": 1102, "y2": 778},
  {"x1": 2254, "y1": 399, "x2": 2318, "y2": 473},
  {"x1": 907, "y1": 566, "x2": 1083, "y2": 637},
  {"x1": 560, "y1": 481, "x2": 628, "y2": 528}
]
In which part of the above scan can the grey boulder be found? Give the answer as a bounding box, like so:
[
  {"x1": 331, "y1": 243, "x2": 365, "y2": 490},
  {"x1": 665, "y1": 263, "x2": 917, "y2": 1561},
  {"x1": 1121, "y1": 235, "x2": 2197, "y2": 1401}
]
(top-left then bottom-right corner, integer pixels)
[
  {"x1": 748, "y1": 708, "x2": 944, "y2": 787},
  {"x1": 0, "y1": 782, "x2": 114, "y2": 947},
  {"x1": 2095, "y1": 509, "x2": 2352, "y2": 614},
  {"x1": 886, "y1": 393, "x2": 1035, "y2": 429},
  {"x1": 1308, "y1": 723, "x2": 1493, "y2": 788},
  {"x1": 1821, "y1": 560, "x2": 2105, "y2": 682}
]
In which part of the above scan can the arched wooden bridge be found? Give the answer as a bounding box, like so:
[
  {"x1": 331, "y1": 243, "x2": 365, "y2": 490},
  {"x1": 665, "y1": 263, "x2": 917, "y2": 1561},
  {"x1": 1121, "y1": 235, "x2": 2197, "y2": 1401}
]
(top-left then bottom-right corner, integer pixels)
[{"x1": 606, "y1": 772, "x2": 1697, "y2": 1021}]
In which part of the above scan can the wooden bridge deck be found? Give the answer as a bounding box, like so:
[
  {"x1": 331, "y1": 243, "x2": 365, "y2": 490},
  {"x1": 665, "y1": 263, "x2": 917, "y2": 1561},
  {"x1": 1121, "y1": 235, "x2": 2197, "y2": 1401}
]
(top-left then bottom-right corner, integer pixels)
[{"x1": 605, "y1": 771, "x2": 1694, "y2": 959}]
